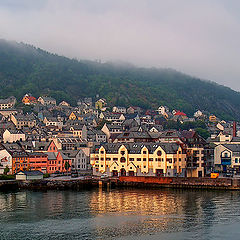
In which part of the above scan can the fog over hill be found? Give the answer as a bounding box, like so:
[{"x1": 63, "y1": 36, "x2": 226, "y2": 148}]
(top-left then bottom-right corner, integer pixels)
[{"x1": 0, "y1": 39, "x2": 240, "y2": 120}]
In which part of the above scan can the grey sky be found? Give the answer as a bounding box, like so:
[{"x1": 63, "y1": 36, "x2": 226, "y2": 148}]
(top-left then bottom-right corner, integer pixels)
[{"x1": 0, "y1": 0, "x2": 240, "y2": 90}]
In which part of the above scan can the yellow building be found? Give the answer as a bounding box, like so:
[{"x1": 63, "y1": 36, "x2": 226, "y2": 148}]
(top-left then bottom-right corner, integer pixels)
[
  {"x1": 68, "y1": 112, "x2": 83, "y2": 121},
  {"x1": 209, "y1": 115, "x2": 217, "y2": 122},
  {"x1": 90, "y1": 143, "x2": 187, "y2": 177},
  {"x1": 95, "y1": 98, "x2": 107, "y2": 110}
]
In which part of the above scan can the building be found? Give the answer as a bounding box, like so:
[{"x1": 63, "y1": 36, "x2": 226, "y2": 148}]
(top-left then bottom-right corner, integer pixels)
[
  {"x1": 0, "y1": 149, "x2": 12, "y2": 174},
  {"x1": 28, "y1": 152, "x2": 48, "y2": 173},
  {"x1": 214, "y1": 144, "x2": 240, "y2": 174},
  {"x1": 11, "y1": 114, "x2": 37, "y2": 129},
  {"x1": 112, "y1": 106, "x2": 127, "y2": 114},
  {"x1": 95, "y1": 98, "x2": 107, "y2": 110},
  {"x1": 3, "y1": 129, "x2": 26, "y2": 143},
  {"x1": 68, "y1": 112, "x2": 83, "y2": 121},
  {"x1": 38, "y1": 96, "x2": 56, "y2": 106},
  {"x1": 99, "y1": 112, "x2": 125, "y2": 125},
  {"x1": 43, "y1": 117, "x2": 63, "y2": 129},
  {"x1": 12, "y1": 151, "x2": 30, "y2": 174},
  {"x1": 70, "y1": 148, "x2": 91, "y2": 173},
  {"x1": 0, "y1": 96, "x2": 16, "y2": 109},
  {"x1": 22, "y1": 94, "x2": 37, "y2": 105},
  {"x1": 90, "y1": 142, "x2": 187, "y2": 177},
  {"x1": 16, "y1": 170, "x2": 43, "y2": 180}
]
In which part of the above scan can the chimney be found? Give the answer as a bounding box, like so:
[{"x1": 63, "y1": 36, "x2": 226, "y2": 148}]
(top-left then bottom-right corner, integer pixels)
[{"x1": 233, "y1": 121, "x2": 237, "y2": 137}]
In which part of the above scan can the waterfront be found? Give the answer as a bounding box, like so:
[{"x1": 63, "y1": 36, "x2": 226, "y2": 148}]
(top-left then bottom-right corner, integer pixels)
[{"x1": 1, "y1": 189, "x2": 240, "y2": 239}]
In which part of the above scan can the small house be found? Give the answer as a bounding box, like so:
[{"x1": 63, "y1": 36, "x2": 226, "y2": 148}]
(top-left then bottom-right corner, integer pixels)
[{"x1": 16, "y1": 170, "x2": 44, "y2": 180}]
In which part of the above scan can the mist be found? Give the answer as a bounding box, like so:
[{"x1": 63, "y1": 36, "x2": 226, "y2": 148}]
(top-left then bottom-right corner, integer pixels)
[{"x1": 1, "y1": 0, "x2": 240, "y2": 90}]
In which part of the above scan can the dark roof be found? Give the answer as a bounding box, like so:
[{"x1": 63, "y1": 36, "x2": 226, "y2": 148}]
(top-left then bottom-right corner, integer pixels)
[
  {"x1": 94, "y1": 142, "x2": 180, "y2": 154},
  {"x1": 223, "y1": 144, "x2": 240, "y2": 152},
  {"x1": 18, "y1": 170, "x2": 43, "y2": 176}
]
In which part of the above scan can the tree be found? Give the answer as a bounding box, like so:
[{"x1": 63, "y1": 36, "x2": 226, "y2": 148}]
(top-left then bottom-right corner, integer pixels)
[
  {"x1": 3, "y1": 166, "x2": 10, "y2": 175},
  {"x1": 64, "y1": 161, "x2": 70, "y2": 175}
]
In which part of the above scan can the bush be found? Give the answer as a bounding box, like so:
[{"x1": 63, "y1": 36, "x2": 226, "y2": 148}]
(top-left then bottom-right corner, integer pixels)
[
  {"x1": 43, "y1": 173, "x2": 50, "y2": 178},
  {"x1": 0, "y1": 175, "x2": 15, "y2": 180}
]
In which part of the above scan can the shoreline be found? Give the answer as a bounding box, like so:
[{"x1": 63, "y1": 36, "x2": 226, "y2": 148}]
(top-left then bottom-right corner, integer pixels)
[{"x1": 2, "y1": 176, "x2": 240, "y2": 191}]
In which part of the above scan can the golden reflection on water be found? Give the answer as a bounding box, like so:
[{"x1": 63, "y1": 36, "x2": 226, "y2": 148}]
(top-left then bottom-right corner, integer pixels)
[{"x1": 89, "y1": 188, "x2": 186, "y2": 216}]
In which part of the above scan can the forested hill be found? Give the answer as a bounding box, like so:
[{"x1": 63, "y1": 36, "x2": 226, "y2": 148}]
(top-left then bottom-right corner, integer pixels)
[{"x1": 0, "y1": 39, "x2": 240, "y2": 120}]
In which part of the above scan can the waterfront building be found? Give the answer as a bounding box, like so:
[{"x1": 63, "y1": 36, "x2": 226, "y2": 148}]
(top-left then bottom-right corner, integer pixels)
[
  {"x1": 16, "y1": 170, "x2": 43, "y2": 180},
  {"x1": 214, "y1": 144, "x2": 240, "y2": 174},
  {"x1": 28, "y1": 152, "x2": 48, "y2": 173},
  {"x1": 90, "y1": 142, "x2": 187, "y2": 177}
]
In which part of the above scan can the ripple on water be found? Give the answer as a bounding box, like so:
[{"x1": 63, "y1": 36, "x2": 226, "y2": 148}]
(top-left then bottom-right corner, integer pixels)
[{"x1": 1, "y1": 189, "x2": 240, "y2": 240}]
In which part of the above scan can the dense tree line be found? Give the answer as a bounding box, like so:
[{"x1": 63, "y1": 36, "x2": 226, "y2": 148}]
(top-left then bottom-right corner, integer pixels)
[{"x1": 0, "y1": 39, "x2": 240, "y2": 120}]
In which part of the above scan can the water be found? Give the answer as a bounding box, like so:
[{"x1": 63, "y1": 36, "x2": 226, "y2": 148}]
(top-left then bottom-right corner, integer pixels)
[{"x1": 0, "y1": 188, "x2": 240, "y2": 240}]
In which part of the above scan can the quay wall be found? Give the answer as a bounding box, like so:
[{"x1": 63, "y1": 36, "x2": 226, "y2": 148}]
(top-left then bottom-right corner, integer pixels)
[
  {"x1": 1, "y1": 177, "x2": 240, "y2": 191},
  {"x1": 117, "y1": 176, "x2": 240, "y2": 190}
]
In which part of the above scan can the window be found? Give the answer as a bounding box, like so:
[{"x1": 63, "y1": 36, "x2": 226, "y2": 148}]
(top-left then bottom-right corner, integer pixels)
[
  {"x1": 121, "y1": 151, "x2": 125, "y2": 155},
  {"x1": 143, "y1": 158, "x2": 146, "y2": 161},
  {"x1": 129, "y1": 158, "x2": 134, "y2": 161},
  {"x1": 236, "y1": 158, "x2": 239, "y2": 163},
  {"x1": 113, "y1": 158, "x2": 118, "y2": 161},
  {"x1": 100, "y1": 151, "x2": 104, "y2": 154},
  {"x1": 143, "y1": 151, "x2": 147, "y2": 154},
  {"x1": 120, "y1": 157, "x2": 126, "y2": 163},
  {"x1": 149, "y1": 158, "x2": 153, "y2": 161},
  {"x1": 137, "y1": 158, "x2": 141, "y2": 161},
  {"x1": 167, "y1": 158, "x2": 172, "y2": 163},
  {"x1": 101, "y1": 158, "x2": 104, "y2": 161},
  {"x1": 157, "y1": 151, "x2": 162, "y2": 156}
]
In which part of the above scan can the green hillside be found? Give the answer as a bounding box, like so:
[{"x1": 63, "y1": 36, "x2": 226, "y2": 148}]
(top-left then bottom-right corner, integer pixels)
[{"x1": 0, "y1": 39, "x2": 239, "y2": 120}]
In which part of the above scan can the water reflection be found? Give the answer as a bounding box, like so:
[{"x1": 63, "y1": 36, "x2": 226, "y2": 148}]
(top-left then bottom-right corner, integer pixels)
[{"x1": 0, "y1": 189, "x2": 240, "y2": 240}]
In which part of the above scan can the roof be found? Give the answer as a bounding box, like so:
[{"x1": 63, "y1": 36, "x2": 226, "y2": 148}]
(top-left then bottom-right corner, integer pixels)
[
  {"x1": 17, "y1": 170, "x2": 43, "y2": 176},
  {"x1": 222, "y1": 144, "x2": 240, "y2": 152},
  {"x1": 93, "y1": 142, "x2": 181, "y2": 154},
  {"x1": 174, "y1": 111, "x2": 186, "y2": 116}
]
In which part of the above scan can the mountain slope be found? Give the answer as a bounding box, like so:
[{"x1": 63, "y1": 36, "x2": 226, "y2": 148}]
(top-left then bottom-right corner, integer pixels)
[{"x1": 0, "y1": 39, "x2": 239, "y2": 120}]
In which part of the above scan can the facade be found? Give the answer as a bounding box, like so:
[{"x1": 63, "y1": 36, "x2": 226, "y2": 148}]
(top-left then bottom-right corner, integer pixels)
[
  {"x1": 22, "y1": 94, "x2": 37, "y2": 105},
  {"x1": 90, "y1": 143, "x2": 187, "y2": 177},
  {"x1": 12, "y1": 151, "x2": 30, "y2": 174},
  {"x1": 3, "y1": 129, "x2": 26, "y2": 143},
  {"x1": 0, "y1": 96, "x2": 16, "y2": 110},
  {"x1": 71, "y1": 148, "x2": 90, "y2": 173},
  {"x1": 28, "y1": 152, "x2": 48, "y2": 173},
  {"x1": 214, "y1": 144, "x2": 240, "y2": 174},
  {"x1": 11, "y1": 114, "x2": 37, "y2": 129},
  {"x1": 112, "y1": 106, "x2": 127, "y2": 114},
  {"x1": 0, "y1": 149, "x2": 12, "y2": 174},
  {"x1": 38, "y1": 96, "x2": 56, "y2": 106},
  {"x1": 43, "y1": 117, "x2": 63, "y2": 129}
]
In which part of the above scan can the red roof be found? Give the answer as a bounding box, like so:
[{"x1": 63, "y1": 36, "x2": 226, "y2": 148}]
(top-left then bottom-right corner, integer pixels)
[
  {"x1": 174, "y1": 111, "x2": 186, "y2": 116},
  {"x1": 26, "y1": 96, "x2": 37, "y2": 101}
]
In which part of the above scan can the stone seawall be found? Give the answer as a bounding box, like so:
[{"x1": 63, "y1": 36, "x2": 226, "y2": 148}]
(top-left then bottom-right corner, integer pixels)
[
  {"x1": 18, "y1": 179, "x2": 99, "y2": 191},
  {"x1": 1, "y1": 177, "x2": 240, "y2": 191},
  {"x1": 117, "y1": 176, "x2": 240, "y2": 190}
]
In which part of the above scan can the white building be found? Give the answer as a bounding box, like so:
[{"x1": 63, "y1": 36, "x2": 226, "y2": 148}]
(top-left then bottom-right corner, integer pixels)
[{"x1": 3, "y1": 129, "x2": 26, "y2": 143}]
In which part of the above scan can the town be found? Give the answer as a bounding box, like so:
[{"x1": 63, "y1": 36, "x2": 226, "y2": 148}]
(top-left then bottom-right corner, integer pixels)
[{"x1": 0, "y1": 93, "x2": 239, "y2": 180}]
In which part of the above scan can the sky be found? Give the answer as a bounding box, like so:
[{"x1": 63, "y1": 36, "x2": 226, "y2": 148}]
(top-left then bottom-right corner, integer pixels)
[{"x1": 0, "y1": 0, "x2": 240, "y2": 91}]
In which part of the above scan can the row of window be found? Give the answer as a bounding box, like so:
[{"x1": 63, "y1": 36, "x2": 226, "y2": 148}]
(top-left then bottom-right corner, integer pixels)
[{"x1": 98, "y1": 157, "x2": 182, "y2": 162}]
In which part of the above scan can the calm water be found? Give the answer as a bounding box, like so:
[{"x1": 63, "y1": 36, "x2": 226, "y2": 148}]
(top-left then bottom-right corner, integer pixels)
[{"x1": 0, "y1": 188, "x2": 240, "y2": 240}]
